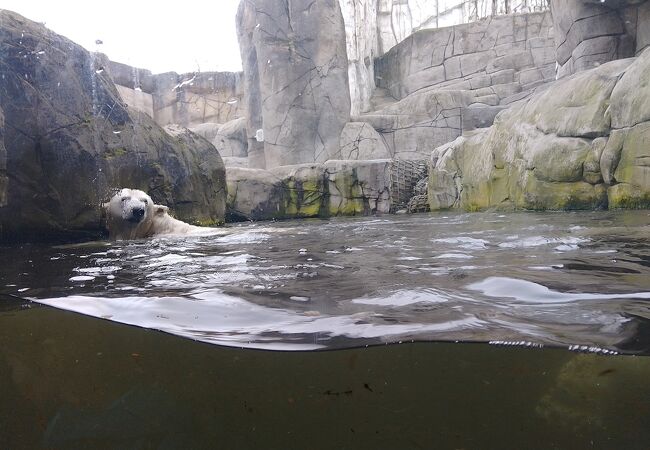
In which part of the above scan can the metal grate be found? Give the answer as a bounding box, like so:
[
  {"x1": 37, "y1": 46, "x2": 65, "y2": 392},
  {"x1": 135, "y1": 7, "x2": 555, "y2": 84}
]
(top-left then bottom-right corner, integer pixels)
[
  {"x1": 407, "y1": 194, "x2": 430, "y2": 213},
  {"x1": 390, "y1": 159, "x2": 428, "y2": 213}
]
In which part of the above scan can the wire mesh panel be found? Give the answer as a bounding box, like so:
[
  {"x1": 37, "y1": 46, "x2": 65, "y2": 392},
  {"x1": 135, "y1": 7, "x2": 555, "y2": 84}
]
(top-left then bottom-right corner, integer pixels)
[{"x1": 390, "y1": 159, "x2": 428, "y2": 213}]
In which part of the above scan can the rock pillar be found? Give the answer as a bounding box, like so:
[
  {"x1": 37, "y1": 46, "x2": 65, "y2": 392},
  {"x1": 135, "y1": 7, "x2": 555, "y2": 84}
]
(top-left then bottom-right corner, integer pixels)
[{"x1": 236, "y1": 0, "x2": 351, "y2": 168}]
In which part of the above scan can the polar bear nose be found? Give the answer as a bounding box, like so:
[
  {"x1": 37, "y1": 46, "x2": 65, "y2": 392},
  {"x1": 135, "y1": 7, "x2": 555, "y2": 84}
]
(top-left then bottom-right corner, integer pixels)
[{"x1": 131, "y1": 207, "x2": 145, "y2": 220}]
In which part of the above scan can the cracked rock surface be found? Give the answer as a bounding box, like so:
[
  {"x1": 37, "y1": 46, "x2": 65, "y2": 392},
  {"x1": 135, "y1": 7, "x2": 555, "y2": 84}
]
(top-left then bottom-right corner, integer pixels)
[
  {"x1": 226, "y1": 160, "x2": 391, "y2": 221},
  {"x1": 428, "y1": 50, "x2": 650, "y2": 211},
  {"x1": 236, "y1": 0, "x2": 351, "y2": 169},
  {"x1": 551, "y1": 0, "x2": 650, "y2": 78},
  {"x1": 366, "y1": 11, "x2": 556, "y2": 160},
  {"x1": 0, "y1": 11, "x2": 226, "y2": 241}
]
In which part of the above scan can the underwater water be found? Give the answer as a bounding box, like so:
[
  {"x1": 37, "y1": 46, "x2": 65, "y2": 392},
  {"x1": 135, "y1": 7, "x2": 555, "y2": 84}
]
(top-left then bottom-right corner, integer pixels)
[{"x1": 1, "y1": 210, "x2": 650, "y2": 449}]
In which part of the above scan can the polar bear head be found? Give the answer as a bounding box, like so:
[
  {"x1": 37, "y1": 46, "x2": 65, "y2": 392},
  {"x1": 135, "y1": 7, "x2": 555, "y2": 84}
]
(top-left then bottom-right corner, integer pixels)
[{"x1": 103, "y1": 188, "x2": 167, "y2": 240}]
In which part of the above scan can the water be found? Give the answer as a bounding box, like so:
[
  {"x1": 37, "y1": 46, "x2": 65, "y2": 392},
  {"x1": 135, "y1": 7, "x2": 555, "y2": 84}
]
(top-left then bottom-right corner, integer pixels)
[
  {"x1": 1, "y1": 305, "x2": 649, "y2": 449},
  {"x1": 2, "y1": 210, "x2": 650, "y2": 354},
  {"x1": 2, "y1": 210, "x2": 650, "y2": 448}
]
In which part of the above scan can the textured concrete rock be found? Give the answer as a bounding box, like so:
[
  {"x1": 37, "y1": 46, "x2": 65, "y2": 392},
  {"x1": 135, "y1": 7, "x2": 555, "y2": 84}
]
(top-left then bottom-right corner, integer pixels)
[
  {"x1": 110, "y1": 63, "x2": 245, "y2": 128},
  {"x1": 189, "y1": 123, "x2": 221, "y2": 142},
  {"x1": 0, "y1": 11, "x2": 226, "y2": 241},
  {"x1": 638, "y1": 2, "x2": 650, "y2": 53},
  {"x1": 360, "y1": 89, "x2": 473, "y2": 160},
  {"x1": 236, "y1": 0, "x2": 265, "y2": 169},
  {"x1": 368, "y1": 11, "x2": 556, "y2": 158},
  {"x1": 212, "y1": 117, "x2": 248, "y2": 158},
  {"x1": 609, "y1": 48, "x2": 650, "y2": 129},
  {"x1": 428, "y1": 50, "x2": 650, "y2": 212},
  {"x1": 609, "y1": 121, "x2": 650, "y2": 208},
  {"x1": 152, "y1": 71, "x2": 244, "y2": 127},
  {"x1": 429, "y1": 120, "x2": 608, "y2": 212},
  {"x1": 520, "y1": 59, "x2": 634, "y2": 137},
  {"x1": 462, "y1": 105, "x2": 509, "y2": 132},
  {"x1": 339, "y1": 0, "x2": 378, "y2": 115},
  {"x1": 109, "y1": 62, "x2": 244, "y2": 128},
  {"x1": 226, "y1": 167, "x2": 284, "y2": 220},
  {"x1": 336, "y1": 122, "x2": 391, "y2": 160},
  {"x1": 115, "y1": 84, "x2": 154, "y2": 119},
  {"x1": 226, "y1": 160, "x2": 391, "y2": 220},
  {"x1": 552, "y1": 0, "x2": 649, "y2": 78},
  {"x1": 222, "y1": 157, "x2": 249, "y2": 168},
  {"x1": 375, "y1": 12, "x2": 555, "y2": 101},
  {"x1": 236, "y1": 0, "x2": 351, "y2": 169}
]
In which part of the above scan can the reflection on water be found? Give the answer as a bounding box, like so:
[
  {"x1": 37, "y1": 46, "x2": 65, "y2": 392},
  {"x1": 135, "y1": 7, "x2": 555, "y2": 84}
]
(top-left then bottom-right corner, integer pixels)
[
  {"x1": 2, "y1": 210, "x2": 650, "y2": 353},
  {"x1": 2, "y1": 210, "x2": 650, "y2": 448}
]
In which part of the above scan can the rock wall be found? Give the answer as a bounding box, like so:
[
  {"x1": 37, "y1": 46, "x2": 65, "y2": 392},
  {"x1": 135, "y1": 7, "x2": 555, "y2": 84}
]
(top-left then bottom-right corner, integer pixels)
[
  {"x1": 342, "y1": 1, "x2": 551, "y2": 116},
  {"x1": 552, "y1": 0, "x2": 650, "y2": 78},
  {"x1": 227, "y1": 160, "x2": 391, "y2": 221},
  {"x1": 428, "y1": 48, "x2": 650, "y2": 211},
  {"x1": 108, "y1": 60, "x2": 245, "y2": 127},
  {"x1": 339, "y1": 0, "x2": 378, "y2": 116},
  {"x1": 361, "y1": 11, "x2": 555, "y2": 160},
  {"x1": 0, "y1": 11, "x2": 227, "y2": 242},
  {"x1": 236, "y1": 0, "x2": 351, "y2": 169},
  {"x1": 375, "y1": 11, "x2": 555, "y2": 100},
  {"x1": 375, "y1": 1, "x2": 551, "y2": 55}
]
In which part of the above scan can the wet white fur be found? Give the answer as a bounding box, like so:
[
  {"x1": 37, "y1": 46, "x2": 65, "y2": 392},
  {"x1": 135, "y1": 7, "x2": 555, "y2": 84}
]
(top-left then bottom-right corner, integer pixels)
[{"x1": 103, "y1": 188, "x2": 212, "y2": 240}]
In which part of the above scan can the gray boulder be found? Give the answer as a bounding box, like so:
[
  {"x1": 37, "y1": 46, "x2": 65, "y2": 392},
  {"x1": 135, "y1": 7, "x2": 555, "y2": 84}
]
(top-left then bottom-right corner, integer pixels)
[
  {"x1": 428, "y1": 53, "x2": 650, "y2": 212},
  {"x1": 213, "y1": 117, "x2": 248, "y2": 158},
  {"x1": 551, "y1": 0, "x2": 649, "y2": 78},
  {"x1": 236, "y1": 0, "x2": 351, "y2": 168},
  {"x1": 189, "y1": 123, "x2": 221, "y2": 142},
  {"x1": 335, "y1": 122, "x2": 391, "y2": 160},
  {"x1": 360, "y1": 89, "x2": 473, "y2": 160},
  {"x1": 0, "y1": 11, "x2": 226, "y2": 241},
  {"x1": 226, "y1": 160, "x2": 391, "y2": 221}
]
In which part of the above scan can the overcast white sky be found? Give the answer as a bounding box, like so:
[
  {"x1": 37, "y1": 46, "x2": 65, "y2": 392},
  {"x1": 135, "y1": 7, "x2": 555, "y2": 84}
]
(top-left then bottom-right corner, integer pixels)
[{"x1": 1, "y1": 0, "x2": 243, "y2": 74}]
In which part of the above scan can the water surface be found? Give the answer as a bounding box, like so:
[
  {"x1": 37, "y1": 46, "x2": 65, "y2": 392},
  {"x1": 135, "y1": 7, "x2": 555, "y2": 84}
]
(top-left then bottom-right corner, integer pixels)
[{"x1": 2, "y1": 210, "x2": 650, "y2": 354}]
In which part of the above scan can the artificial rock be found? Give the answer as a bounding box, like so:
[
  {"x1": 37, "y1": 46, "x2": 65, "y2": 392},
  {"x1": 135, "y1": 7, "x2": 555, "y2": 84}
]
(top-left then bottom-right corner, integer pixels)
[
  {"x1": 227, "y1": 160, "x2": 391, "y2": 221},
  {"x1": 428, "y1": 49, "x2": 650, "y2": 212},
  {"x1": 236, "y1": 0, "x2": 351, "y2": 169},
  {"x1": 0, "y1": 11, "x2": 226, "y2": 241}
]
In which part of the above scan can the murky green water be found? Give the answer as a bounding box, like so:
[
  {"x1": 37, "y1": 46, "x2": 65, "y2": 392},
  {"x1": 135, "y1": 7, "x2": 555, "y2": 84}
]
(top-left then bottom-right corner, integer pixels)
[
  {"x1": 1, "y1": 304, "x2": 649, "y2": 449},
  {"x1": 2, "y1": 210, "x2": 650, "y2": 448}
]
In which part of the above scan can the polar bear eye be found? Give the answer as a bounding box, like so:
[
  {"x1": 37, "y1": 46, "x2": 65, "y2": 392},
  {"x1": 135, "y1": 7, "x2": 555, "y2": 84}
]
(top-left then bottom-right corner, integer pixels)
[
  {"x1": 142, "y1": 199, "x2": 148, "y2": 204},
  {"x1": 121, "y1": 196, "x2": 130, "y2": 203}
]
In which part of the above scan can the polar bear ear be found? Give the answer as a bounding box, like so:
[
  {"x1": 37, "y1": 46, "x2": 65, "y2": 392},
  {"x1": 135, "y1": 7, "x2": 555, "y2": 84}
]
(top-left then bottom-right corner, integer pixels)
[{"x1": 154, "y1": 204, "x2": 169, "y2": 216}]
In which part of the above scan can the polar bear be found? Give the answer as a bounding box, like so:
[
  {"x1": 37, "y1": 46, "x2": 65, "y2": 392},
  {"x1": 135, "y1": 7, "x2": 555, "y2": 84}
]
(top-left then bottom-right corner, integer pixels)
[{"x1": 103, "y1": 188, "x2": 217, "y2": 240}]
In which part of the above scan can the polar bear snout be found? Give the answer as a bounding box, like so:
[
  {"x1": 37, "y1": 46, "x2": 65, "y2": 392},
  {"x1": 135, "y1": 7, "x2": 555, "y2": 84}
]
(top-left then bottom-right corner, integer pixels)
[{"x1": 126, "y1": 205, "x2": 146, "y2": 223}]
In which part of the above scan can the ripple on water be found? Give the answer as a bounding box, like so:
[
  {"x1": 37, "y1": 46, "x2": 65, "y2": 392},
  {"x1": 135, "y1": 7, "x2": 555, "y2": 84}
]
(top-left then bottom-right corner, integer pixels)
[
  {"x1": 8, "y1": 211, "x2": 650, "y2": 354},
  {"x1": 432, "y1": 237, "x2": 490, "y2": 249},
  {"x1": 467, "y1": 276, "x2": 650, "y2": 304}
]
